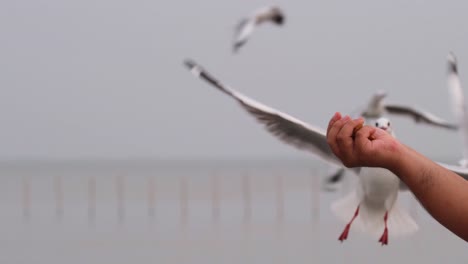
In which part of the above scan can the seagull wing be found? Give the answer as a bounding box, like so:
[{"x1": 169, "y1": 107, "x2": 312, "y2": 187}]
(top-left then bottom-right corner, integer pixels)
[
  {"x1": 233, "y1": 18, "x2": 256, "y2": 53},
  {"x1": 383, "y1": 104, "x2": 458, "y2": 130},
  {"x1": 183, "y1": 59, "x2": 343, "y2": 167},
  {"x1": 325, "y1": 166, "x2": 347, "y2": 184},
  {"x1": 447, "y1": 52, "x2": 466, "y2": 122},
  {"x1": 447, "y1": 52, "x2": 468, "y2": 165}
]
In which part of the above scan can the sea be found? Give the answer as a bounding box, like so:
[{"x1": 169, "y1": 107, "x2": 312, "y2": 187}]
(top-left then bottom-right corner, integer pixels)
[{"x1": 0, "y1": 159, "x2": 465, "y2": 263}]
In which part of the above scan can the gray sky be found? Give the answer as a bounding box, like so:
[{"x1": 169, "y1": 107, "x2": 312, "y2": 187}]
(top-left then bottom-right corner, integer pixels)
[{"x1": 1, "y1": 0, "x2": 468, "y2": 161}]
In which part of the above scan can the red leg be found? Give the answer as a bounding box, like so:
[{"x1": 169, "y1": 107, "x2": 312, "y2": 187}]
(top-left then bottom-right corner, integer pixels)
[
  {"x1": 338, "y1": 206, "x2": 360, "y2": 242},
  {"x1": 378, "y1": 211, "x2": 389, "y2": 245}
]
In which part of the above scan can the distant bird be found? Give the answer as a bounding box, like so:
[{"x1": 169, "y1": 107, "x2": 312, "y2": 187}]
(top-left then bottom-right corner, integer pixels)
[
  {"x1": 447, "y1": 52, "x2": 468, "y2": 167},
  {"x1": 357, "y1": 90, "x2": 458, "y2": 130},
  {"x1": 233, "y1": 5, "x2": 285, "y2": 53},
  {"x1": 183, "y1": 59, "x2": 468, "y2": 244}
]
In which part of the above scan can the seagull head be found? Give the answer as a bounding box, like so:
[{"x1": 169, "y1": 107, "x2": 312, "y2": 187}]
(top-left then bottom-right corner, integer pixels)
[
  {"x1": 374, "y1": 117, "x2": 393, "y2": 134},
  {"x1": 374, "y1": 90, "x2": 388, "y2": 101},
  {"x1": 447, "y1": 52, "x2": 458, "y2": 74},
  {"x1": 448, "y1": 51, "x2": 457, "y2": 65},
  {"x1": 269, "y1": 6, "x2": 284, "y2": 24},
  {"x1": 363, "y1": 90, "x2": 388, "y2": 117}
]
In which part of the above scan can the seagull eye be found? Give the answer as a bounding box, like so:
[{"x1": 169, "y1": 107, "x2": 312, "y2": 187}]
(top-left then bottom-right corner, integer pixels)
[
  {"x1": 388, "y1": 122, "x2": 390, "y2": 126},
  {"x1": 375, "y1": 122, "x2": 378, "y2": 127}
]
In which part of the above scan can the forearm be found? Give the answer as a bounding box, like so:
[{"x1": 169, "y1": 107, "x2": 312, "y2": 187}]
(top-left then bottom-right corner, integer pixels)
[{"x1": 390, "y1": 144, "x2": 468, "y2": 242}]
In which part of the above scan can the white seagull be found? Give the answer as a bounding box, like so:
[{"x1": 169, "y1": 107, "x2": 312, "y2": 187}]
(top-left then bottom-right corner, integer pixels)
[
  {"x1": 233, "y1": 5, "x2": 285, "y2": 53},
  {"x1": 331, "y1": 117, "x2": 418, "y2": 245},
  {"x1": 183, "y1": 59, "x2": 468, "y2": 244},
  {"x1": 182, "y1": 59, "x2": 412, "y2": 243},
  {"x1": 447, "y1": 52, "x2": 468, "y2": 167},
  {"x1": 357, "y1": 90, "x2": 458, "y2": 130}
]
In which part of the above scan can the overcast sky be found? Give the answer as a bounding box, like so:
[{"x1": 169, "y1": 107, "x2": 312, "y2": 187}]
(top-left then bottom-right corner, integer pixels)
[{"x1": 1, "y1": 0, "x2": 468, "y2": 161}]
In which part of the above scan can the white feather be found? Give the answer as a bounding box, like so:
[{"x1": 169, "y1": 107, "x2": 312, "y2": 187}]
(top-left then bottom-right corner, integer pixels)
[{"x1": 447, "y1": 52, "x2": 468, "y2": 166}]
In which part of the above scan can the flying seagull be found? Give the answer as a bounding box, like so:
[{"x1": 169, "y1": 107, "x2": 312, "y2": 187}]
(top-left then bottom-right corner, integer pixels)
[
  {"x1": 233, "y1": 5, "x2": 285, "y2": 53},
  {"x1": 183, "y1": 59, "x2": 468, "y2": 243},
  {"x1": 356, "y1": 90, "x2": 458, "y2": 130},
  {"x1": 331, "y1": 117, "x2": 418, "y2": 245},
  {"x1": 183, "y1": 59, "x2": 417, "y2": 244}
]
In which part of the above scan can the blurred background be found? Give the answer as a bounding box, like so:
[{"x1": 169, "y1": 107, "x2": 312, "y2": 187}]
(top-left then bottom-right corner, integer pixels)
[{"x1": 0, "y1": 0, "x2": 467, "y2": 263}]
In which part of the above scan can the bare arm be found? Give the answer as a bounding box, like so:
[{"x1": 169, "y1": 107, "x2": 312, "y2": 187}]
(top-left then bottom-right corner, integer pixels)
[
  {"x1": 389, "y1": 144, "x2": 468, "y2": 242},
  {"x1": 326, "y1": 112, "x2": 468, "y2": 242}
]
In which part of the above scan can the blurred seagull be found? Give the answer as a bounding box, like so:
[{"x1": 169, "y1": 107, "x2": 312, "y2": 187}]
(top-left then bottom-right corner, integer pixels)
[
  {"x1": 447, "y1": 52, "x2": 468, "y2": 167},
  {"x1": 357, "y1": 90, "x2": 458, "y2": 130},
  {"x1": 233, "y1": 5, "x2": 285, "y2": 53}
]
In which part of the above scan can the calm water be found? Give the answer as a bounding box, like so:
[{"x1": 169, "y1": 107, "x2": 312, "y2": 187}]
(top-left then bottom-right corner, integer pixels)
[{"x1": 0, "y1": 160, "x2": 465, "y2": 263}]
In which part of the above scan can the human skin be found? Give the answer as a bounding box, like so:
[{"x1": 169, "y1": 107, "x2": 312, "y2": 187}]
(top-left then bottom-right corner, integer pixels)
[{"x1": 326, "y1": 112, "x2": 468, "y2": 242}]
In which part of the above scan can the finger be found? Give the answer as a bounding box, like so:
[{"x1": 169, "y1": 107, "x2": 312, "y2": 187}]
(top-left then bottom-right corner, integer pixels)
[
  {"x1": 327, "y1": 115, "x2": 350, "y2": 157},
  {"x1": 353, "y1": 126, "x2": 377, "y2": 159},
  {"x1": 369, "y1": 126, "x2": 388, "y2": 140},
  {"x1": 336, "y1": 118, "x2": 362, "y2": 158},
  {"x1": 327, "y1": 112, "x2": 342, "y2": 136},
  {"x1": 355, "y1": 125, "x2": 388, "y2": 141},
  {"x1": 351, "y1": 118, "x2": 365, "y2": 138},
  {"x1": 327, "y1": 114, "x2": 349, "y2": 139}
]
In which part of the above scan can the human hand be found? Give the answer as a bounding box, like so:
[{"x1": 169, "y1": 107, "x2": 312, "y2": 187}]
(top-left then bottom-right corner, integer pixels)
[{"x1": 326, "y1": 112, "x2": 402, "y2": 169}]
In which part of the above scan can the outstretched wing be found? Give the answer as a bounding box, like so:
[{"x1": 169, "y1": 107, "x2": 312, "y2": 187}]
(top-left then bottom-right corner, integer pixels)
[
  {"x1": 183, "y1": 59, "x2": 343, "y2": 167},
  {"x1": 447, "y1": 52, "x2": 468, "y2": 165},
  {"x1": 447, "y1": 52, "x2": 466, "y2": 123},
  {"x1": 384, "y1": 104, "x2": 458, "y2": 130}
]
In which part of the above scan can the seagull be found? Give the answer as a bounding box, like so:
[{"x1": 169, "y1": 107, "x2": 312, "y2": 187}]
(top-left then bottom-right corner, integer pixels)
[
  {"x1": 233, "y1": 5, "x2": 285, "y2": 53},
  {"x1": 447, "y1": 52, "x2": 468, "y2": 167},
  {"x1": 183, "y1": 59, "x2": 468, "y2": 243},
  {"x1": 183, "y1": 59, "x2": 417, "y2": 243},
  {"x1": 332, "y1": 117, "x2": 420, "y2": 245},
  {"x1": 357, "y1": 90, "x2": 458, "y2": 130}
]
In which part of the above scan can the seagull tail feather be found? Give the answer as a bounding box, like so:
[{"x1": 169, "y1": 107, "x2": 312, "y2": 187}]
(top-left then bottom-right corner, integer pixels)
[{"x1": 331, "y1": 192, "x2": 418, "y2": 239}]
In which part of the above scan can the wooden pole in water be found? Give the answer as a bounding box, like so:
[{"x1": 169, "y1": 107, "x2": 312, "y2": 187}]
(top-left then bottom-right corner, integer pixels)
[
  {"x1": 211, "y1": 172, "x2": 220, "y2": 224},
  {"x1": 242, "y1": 172, "x2": 252, "y2": 226},
  {"x1": 54, "y1": 175, "x2": 64, "y2": 221},
  {"x1": 22, "y1": 176, "x2": 31, "y2": 222},
  {"x1": 88, "y1": 176, "x2": 96, "y2": 227},
  {"x1": 179, "y1": 175, "x2": 188, "y2": 228},
  {"x1": 116, "y1": 175, "x2": 125, "y2": 225},
  {"x1": 148, "y1": 176, "x2": 156, "y2": 223},
  {"x1": 275, "y1": 173, "x2": 284, "y2": 223}
]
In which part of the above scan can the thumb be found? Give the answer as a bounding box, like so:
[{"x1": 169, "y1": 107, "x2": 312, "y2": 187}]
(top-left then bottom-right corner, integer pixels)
[{"x1": 369, "y1": 127, "x2": 387, "y2": 140}]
